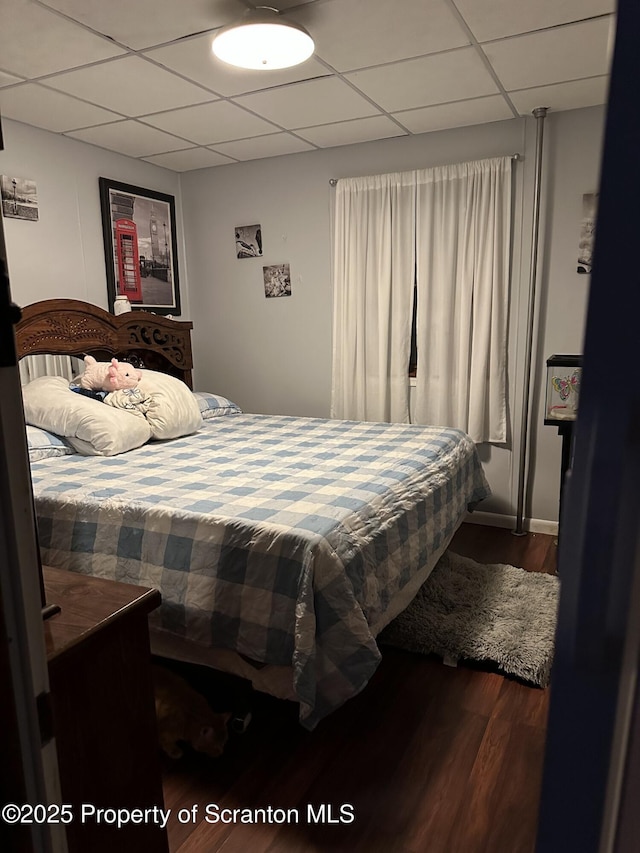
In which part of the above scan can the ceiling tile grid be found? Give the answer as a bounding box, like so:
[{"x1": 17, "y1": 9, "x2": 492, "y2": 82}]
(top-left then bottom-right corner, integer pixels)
[
  {"x1": 143, "y1": 147, "x2": 237, "y2": 172},
  {"x1": 66, "y1": 120, "x2": 194, "y2": 159},
  {"x1": 295, "y1": 115, "x2": 408, "y2": 148},
  {"x1": 290, "y1": 0, "x2": 471, "y2": 72},
  {"x1": 0, "y1": 0, "x2": 615, "y2": 171},
  {"x1": 235, "y1": 76, "x2": 382, "y2": 128},
  {"x1": 344, "y1": 48, "x2": 500, "y2": 113},
  {"x1": 0, "y1": 83, "x2": 122, "y2": 133},
  {"x1": 0, "y1": 0, "x2": 125, "y2": 78},
  {"x1": 480, "y1": 17, "x2": 613, "y2": 92},
  {"x1": 209, "y1": 132, "x2": 316, "y2": 161},
  {"x1": 141, "y1": 100, "x2": 282, "y2": 146},
  {"x1": 393, "y1": 95, "x2": 515, "y2": 136},
  {"x1": 42, "y1": 55, "x2": 216, "y2": 116}
]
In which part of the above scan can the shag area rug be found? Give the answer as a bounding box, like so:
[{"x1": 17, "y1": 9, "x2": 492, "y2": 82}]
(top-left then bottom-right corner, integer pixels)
[{"x1": 379, "y1": 551, "x2": 560, "y2": 688}]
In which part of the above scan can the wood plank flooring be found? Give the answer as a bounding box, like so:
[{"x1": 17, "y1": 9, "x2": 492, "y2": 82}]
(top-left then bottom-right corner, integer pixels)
[{"x1": 160, "y1": 524, "x2": 557, "y2": 853}]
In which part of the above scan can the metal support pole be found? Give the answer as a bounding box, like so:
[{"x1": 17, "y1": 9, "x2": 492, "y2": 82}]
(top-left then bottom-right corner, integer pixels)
[{"x1": 513, "y1": 107, "x2": 548, "y2": 536}]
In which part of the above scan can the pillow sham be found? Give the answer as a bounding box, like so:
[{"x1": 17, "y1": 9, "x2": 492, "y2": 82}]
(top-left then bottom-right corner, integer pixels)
[
  {"x1": 136, "y1": 369, "x2": 202, "y2": 440},
  {"x1": 193, "y1": 391, "x2": 242, "y2": 419},
  {"x1": 22, "y1": 376, "x2": 151, "y2": 456},
  {"x1": 26, "y1": 425, "x2": 76, "y2": 462}
]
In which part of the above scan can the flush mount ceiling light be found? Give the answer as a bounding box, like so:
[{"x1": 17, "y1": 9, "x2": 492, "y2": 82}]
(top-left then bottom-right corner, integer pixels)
[{"x1": 211, "y1": 6, "x2": 314, "y2": 70}]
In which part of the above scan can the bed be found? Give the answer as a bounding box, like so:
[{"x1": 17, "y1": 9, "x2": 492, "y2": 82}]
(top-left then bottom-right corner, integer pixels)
[{"x1": 16, "y1": 299, "x2": 491, "y2": 729}]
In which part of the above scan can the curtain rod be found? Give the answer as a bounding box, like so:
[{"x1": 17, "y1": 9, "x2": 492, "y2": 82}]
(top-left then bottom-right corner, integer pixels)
[{"x1": 328, "y1": 153, "x2": 522, "y2": 186}]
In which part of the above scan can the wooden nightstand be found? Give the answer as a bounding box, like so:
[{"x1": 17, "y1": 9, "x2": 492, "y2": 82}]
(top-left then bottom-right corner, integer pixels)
[{"x1": 43, "y1": 568, "x2": 169, "y2": 853}]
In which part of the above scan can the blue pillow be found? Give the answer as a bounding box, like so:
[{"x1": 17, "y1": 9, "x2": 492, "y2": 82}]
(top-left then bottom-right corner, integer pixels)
[
  {"x1": 26, "y1": 425, "x2": 76, "y2": 461},
  {"x1": 193, "y1": 391, "x2": 242, "y2": 419}
]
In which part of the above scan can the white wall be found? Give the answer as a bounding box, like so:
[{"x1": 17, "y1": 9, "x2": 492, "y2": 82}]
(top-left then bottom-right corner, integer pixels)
[
  {"x1": 180, "y1": 117, "x2": 526, "y2": 417},
  {"x1": 181, "y1": 106, "x2": 605, "y2": 525},
  {"x1": 0, "y1": 118, "x2": 188, "y2": 316},
  {"x1": 1, "y1": 106, "x2": 605, "y2": 525}
]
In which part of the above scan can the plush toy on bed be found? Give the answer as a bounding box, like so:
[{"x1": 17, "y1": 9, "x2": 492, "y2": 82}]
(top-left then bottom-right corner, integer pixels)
[{"x1": 76, "y1": 355, "x2": 142, "y2": 392}]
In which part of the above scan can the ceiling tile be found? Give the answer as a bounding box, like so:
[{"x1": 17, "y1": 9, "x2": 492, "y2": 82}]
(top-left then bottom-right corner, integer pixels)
[
  {"x1": 293, "y1": 0, "x2": 469, "y2": 72},
  {"x1": 236, "y1": 77, "x2": 380, "y2": 129},
  {"x1": 509, "y1": 77, "x2": 610, "y2": 116},
  {"x1": 454, "y1": 0, "x2": 616, "y2": 43},
  {"x1": 0, "y1": 83, "x2": 121, "y2": 132},
  {"x1": 296, "y1": 115, "x2": 407, "y2": 148},
  {"x1": 346, "y1": 47, "x2": 499, "y2": 113},
  {"x1": 143, "y1": 148, "x2": 237, "y2": 171},
  {"x1": 44, "y1": 56, "x2": 214, "y2": 117},
  {"x1": 39, "y1": 0, "x2": 247, "y2": 50},
  {"x1": 0, "y1": 72, "x2": 24, "y2": 88},
  {"x1": 483, "y1": 18, "x2": 612, "y2": 91},
  {"x1": 393, "y1": 95, "x2": 514, "y2": 134},
  {"x1": 142, "y1": 100, "x2": 279, "y2": 145},
  {"x1": 144, "y1": 33, "x2": 330, "y2": 97},
  {"x1": 0, "y1": 0, "x2": 125, "y2": 78},
  {"x1": 66, "y1": 120, "x2": 192, "y2": 158},
  {"x1": 210, "y1": 133, "x2": 316, "y2": 161}
]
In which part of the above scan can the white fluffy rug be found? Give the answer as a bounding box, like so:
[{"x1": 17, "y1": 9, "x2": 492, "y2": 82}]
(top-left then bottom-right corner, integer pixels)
[{"x1": 379, "y1": 551, "x2": 560, "y2": 688}]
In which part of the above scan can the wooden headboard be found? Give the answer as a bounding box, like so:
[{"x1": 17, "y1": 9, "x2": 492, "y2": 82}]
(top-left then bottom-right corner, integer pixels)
[{"x1": 14, "y1": 299, "x2": 194, "y2": 388}]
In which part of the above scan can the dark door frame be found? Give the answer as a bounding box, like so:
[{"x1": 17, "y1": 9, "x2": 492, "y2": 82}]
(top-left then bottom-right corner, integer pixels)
[{"x1": 536, "y1": 2, "x2": 640, "y2": 850}]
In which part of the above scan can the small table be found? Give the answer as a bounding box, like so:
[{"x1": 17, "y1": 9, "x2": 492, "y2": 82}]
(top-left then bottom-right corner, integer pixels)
[{"x1": 43, "y1": 568, "x2": 169, "y2": 853}]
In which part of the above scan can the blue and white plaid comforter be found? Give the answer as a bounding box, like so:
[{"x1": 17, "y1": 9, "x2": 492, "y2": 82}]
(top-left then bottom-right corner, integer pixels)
[{"x1": 31, "y1": 414, "x2": 490, "y2": 728}]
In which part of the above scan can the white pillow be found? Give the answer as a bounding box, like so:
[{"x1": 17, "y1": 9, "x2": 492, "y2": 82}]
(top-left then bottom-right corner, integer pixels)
[
  {"x1": 22, "y1": 376, "x2": 151, "y2": 456},
  {"x1": 26, "y1": 425, "x2": 76, "y2": 462},
  {"x1": 136, "y1": 370, "x2": 202, "y2": 440}
]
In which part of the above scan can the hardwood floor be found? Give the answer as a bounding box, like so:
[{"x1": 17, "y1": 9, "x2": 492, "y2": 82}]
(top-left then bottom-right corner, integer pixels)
[{"x1": 160, "y1": 524, "x2": 557, "y2": 853}]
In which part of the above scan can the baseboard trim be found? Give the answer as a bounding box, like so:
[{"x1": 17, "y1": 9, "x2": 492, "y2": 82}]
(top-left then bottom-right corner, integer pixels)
[{"x1": 465, "y1": 510, "x2": 559, "y2": 536}]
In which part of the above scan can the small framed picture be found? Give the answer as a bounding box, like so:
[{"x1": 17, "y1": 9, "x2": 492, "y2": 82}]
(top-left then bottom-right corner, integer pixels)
[
  {"x1": 544, "y1": 355, "x2": 582, "y2": 424},
  {"x1": 1, "y1": 175, "x2": 39, "y2": 220},
  {"x1": 99, "y1": 177, "x2": 181, "y2": 315},
  {"x1": 235, "y1": 224, "x2": 262, "y2": 258},
  {"x1": 263, "y1": 263, "x2": 291, "y2": 298}
]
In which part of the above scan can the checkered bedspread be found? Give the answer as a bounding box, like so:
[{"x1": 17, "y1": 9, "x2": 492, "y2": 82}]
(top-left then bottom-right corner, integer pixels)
[{"x1": 31, "y1": 414, "x2": 490, "y2": 728}]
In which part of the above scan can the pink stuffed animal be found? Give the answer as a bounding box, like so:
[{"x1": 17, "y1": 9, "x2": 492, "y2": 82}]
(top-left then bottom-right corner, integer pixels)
[{"x1": 77, "y1": 355, "x2": 142, "y2": 392}]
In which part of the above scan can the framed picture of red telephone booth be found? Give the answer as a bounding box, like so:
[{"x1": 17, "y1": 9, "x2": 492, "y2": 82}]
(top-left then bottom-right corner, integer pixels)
[{"x1": 99, "y1": 178, "x2": 181, "y2": 316}]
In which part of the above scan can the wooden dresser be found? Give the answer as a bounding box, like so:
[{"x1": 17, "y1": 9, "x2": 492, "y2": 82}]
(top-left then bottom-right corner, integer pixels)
[{"x1": 43, "y1": 568, "x2": 169, "y2": 853}]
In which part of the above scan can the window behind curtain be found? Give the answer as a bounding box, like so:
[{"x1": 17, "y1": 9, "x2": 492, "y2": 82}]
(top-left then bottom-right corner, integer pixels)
[{"x1": 331, "y1": 157, "x2": 512, "y2": 443}]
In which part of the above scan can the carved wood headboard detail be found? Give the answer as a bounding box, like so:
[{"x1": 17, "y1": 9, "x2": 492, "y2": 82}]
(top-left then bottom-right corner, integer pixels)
[{"x1": 15, "y1": 299, "x2": 194, "y2": 388}]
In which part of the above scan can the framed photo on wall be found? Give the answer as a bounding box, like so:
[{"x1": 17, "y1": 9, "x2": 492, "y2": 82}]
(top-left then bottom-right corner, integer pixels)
[
  {"x1": 577, "y1": 191, "x2": 598, "y2": 275},
  {"x1": 99, "y1": 177, "x2": 181, "y2": 315},
  {"x1": 235, "y1": 223, "x2": 262, "y2": 258},
  {"x1": 1, "y1": 175, "x2": 39, "y2": 220}
]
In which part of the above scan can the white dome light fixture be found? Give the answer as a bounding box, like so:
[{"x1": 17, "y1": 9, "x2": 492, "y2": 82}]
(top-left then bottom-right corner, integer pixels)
[{"x1": 211, "y1": 6, "x2": 314, "y2": 71}]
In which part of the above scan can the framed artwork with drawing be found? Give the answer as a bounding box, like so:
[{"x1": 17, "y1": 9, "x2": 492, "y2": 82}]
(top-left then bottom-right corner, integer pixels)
[
  {"x1": 99, "y1": 178, "x2": 181, "y2": 315},
  {"x1": 235, "y1": 223, "x2": 263, "y2": 258}
]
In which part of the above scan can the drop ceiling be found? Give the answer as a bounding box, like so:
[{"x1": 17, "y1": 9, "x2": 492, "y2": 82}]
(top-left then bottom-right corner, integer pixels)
[{"x1": 0, "y1": 0, "x2": 615, "y2": 172}]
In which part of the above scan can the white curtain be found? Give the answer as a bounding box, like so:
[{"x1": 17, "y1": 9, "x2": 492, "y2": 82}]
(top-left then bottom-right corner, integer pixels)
[
  {"x1": 331, "y1": 172, "x2": 415, "y2": 423},
  {"x1": 414, "y1": 157, "x2": 511, "y2": 443}
]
